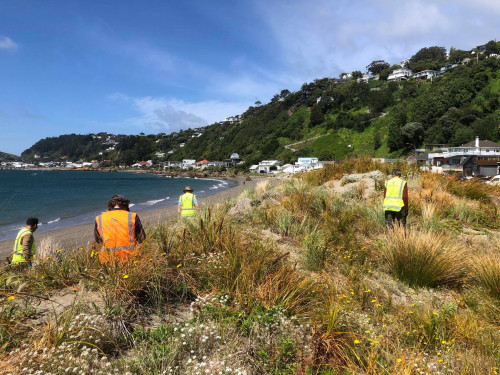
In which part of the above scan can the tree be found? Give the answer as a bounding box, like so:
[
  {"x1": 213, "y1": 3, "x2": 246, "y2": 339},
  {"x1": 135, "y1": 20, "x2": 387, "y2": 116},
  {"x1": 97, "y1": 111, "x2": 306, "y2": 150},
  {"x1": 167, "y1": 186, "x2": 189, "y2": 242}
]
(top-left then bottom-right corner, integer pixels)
[
  {"x1": 310, "y1": 104, "x2": 324, "y2": 126},
  {"x1": 318, "y1": 150, "x2": 334, "y2": 161},
  {"x1": 485, "y1": 40, "x2": 500, "y2": 56},
  {"x1": 255, "y1": 101, "x2": 262, "y2": 107},
  {"x1": 270, "y1": 94, "x2": 280, "y2": 103},
  {"x1": 448, "y1": 47, "x2": 470, "y2": 63},
  {"x1": 366, "y1": 60, "x2": 390, "y2": 75},
  {"x1": 280, "y1": 89, "x2": 291, "y2": 99},
  {"x1": 401, "y1": 122, "x2": 424, "y2": 149},
  {"x1": 351, "y1": 71, "x2": 363, "y2": 79},
  {"x1": 408, "y1": 46, "x2": 447, "y2": 71}
]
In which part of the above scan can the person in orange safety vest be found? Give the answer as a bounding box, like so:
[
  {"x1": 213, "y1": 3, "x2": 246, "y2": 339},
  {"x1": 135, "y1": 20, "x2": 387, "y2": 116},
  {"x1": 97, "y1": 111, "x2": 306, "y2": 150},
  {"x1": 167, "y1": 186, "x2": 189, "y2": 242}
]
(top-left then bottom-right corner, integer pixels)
[{"x1": 94, "y1": 195, "x2": 146, "y2": 263}]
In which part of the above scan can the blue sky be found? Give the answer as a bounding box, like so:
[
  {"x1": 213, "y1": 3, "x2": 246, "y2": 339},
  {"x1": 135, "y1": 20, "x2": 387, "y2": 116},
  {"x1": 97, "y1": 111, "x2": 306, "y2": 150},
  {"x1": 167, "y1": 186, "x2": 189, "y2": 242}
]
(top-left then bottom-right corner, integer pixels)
[{"x1": 0, "y1": 0, "x2": 499, "y2": 155}]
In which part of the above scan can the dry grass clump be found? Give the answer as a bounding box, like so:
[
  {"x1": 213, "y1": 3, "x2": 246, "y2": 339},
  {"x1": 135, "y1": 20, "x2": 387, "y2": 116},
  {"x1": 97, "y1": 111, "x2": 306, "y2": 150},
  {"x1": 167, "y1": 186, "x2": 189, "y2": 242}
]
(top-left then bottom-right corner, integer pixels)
[
  {"x1": 380, "y1": 226, "x2": 469, "y2": 288},
  {"x1": 470, "y1": 251, "x2": 500, "y2": 301}
]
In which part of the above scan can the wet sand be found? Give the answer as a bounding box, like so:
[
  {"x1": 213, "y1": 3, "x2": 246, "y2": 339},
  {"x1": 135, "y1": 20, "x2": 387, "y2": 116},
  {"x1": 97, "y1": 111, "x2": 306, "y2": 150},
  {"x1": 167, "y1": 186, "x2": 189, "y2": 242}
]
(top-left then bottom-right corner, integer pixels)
[{"x1": 0, "y1": 176, "x2": 264, "y2": 260}]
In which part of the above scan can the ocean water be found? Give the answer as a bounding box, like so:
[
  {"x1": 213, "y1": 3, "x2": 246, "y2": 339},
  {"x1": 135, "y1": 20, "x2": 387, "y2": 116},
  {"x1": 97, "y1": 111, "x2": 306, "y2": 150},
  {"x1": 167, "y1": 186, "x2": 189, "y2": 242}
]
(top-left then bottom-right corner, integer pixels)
[{"x1": 0, "y1": 170, "x2": 234, "y2": 241}]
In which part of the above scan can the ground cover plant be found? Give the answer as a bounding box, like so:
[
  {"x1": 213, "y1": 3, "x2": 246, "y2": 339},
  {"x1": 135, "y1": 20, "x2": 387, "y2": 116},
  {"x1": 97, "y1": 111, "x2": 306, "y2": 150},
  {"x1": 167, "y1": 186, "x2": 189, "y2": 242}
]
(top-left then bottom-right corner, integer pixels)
[{"x1": 1, "y1": 158, "x2": 500, "y2": 374}]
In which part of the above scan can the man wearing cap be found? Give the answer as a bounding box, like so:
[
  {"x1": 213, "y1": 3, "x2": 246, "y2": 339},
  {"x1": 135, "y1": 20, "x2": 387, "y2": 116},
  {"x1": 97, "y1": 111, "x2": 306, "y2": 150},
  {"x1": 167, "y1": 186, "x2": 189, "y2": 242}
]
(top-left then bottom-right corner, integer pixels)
[
  {"x1": 383, "y1": 169, "x2": 408, "y2": 227},
  {"x1": 178, "y1": 186, "x2": 199, "y2": 218},
  {"x1": 11, "y1": 217, "x2": 38, "y2": 266},
  {"x1": 94, "y1": 195, "x2": 146, "y2": 263}
]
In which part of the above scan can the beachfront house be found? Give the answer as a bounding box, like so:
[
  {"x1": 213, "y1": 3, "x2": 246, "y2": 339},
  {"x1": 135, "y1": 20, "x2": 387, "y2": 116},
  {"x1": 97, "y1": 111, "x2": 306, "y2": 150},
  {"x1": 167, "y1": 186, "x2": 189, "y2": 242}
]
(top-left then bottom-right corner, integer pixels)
[
  {"x1": 295, "y1": 157, "x2": 322, "y2": 171},
  {"x1": 418, "y1": 137, "x2": 500, "y2": 176},
  {"x1": 257, "y1": 160, "x2": 282, "y2": 173},
  {"x1": 223, "y1": 153, "x2": 242, "y2": 167},
  {"x1": 206, "y1": 161, "x2": 225, "y2": 168},
  {"x1": 162, "y1": 161, "x2": 182, "y2": 169},
  {"x1": 195, "y1": 160, "x2": 209, "y2": 169},
  {"x1": 182, "y1": 159, "x2": 196, "y2": 169},
  {"x1": 132, "y1": 160, "x2": 153, "y2": 168}
]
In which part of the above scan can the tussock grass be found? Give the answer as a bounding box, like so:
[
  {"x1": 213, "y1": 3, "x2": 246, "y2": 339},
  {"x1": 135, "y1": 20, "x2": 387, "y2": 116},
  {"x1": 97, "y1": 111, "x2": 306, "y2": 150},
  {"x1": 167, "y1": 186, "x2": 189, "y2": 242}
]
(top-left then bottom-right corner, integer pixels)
[
  {"x1": 380, "y1": 226, "x2": 468, "y2": 288},
  {"x1": 470, "y1": 251, "x2": 500, "y2": 300}
]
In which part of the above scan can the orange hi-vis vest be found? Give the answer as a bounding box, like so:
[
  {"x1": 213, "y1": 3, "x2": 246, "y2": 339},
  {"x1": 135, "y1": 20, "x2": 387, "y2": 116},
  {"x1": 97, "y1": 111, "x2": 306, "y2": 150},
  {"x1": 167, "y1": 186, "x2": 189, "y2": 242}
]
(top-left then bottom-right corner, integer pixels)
[{"x1": 95, "y1": 210, "x2": 138, "y2": 263}]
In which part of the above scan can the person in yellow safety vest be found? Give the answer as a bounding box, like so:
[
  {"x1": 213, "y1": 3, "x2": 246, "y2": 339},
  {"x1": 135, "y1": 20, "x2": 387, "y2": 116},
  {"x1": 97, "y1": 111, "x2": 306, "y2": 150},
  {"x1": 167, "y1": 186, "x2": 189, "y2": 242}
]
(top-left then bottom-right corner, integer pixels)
[
  {"x1": 178, "y1": 186, "x2": 199, "y2": 218},
  {"x1": 11, "y1": 217, "x2": 39, "y2": 267},
  {"x1": 94, "y1": 195, "x2": 146, "y2": 264},
  {"x1": 383, "y1": 169, "x2": 408, "y2": 227}
]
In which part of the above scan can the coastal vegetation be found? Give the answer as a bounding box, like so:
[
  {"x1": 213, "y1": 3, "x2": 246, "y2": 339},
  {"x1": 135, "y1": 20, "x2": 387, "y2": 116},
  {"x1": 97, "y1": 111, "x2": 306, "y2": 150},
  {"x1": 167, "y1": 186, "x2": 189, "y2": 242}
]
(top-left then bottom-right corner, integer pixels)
[
  {"x1": 2, "y1": 157, "x2": 500, "y2": 374},
  {"x1": 18, "y1": 40, "x2": 500, "y2": 167}
]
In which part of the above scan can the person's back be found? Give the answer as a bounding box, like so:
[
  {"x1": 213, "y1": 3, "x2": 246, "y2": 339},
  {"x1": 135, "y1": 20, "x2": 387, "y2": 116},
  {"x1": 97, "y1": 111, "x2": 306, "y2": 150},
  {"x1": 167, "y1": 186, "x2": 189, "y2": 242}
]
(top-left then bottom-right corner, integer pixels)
[
  {"x1": 383, "y1": 169, "x2": 408, "y2": 227},
  {"x1": 95, "y1": 195, "x2": 145, "y2": 263},
  {"x1": 11, "y1": 217, "x2": 38, "y2": 267},
  {"x1": 178, "y1": 186, "x2": 199, "y2": 218}
]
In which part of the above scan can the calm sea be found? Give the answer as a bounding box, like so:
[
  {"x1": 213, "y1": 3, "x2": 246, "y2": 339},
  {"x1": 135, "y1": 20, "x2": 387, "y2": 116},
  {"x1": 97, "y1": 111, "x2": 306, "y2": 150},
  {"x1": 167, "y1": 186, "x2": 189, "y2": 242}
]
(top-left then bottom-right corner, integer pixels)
[{"x1": 0, "y1": 170, "x2": 234, "y2": 241}]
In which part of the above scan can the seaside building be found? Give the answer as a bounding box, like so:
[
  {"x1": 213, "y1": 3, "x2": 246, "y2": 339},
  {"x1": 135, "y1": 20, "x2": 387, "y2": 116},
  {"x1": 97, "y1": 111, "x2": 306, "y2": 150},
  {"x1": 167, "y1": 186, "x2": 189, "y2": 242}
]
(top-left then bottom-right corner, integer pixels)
[{"x1": 418, "y1": 137, "x2": 500, "y2": 176}]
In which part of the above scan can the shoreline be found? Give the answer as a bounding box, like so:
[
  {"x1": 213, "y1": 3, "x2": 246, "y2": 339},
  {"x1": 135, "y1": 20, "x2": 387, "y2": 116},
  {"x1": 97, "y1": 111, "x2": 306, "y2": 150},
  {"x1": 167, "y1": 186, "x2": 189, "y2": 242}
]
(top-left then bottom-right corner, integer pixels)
[{"x1": 0, "y1": 176, "x2": 266, "y2": 260}]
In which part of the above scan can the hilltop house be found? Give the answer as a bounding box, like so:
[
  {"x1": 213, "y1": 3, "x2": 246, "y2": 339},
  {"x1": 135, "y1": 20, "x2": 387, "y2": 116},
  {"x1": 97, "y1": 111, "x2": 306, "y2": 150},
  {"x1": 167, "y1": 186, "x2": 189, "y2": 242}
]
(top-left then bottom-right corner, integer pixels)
[
  {"x1": 388, "y1": 67, "x2": 413, "y2": 81},
  {"x1": 412, "y1": 70, "x2": 436, "y2": 80}
]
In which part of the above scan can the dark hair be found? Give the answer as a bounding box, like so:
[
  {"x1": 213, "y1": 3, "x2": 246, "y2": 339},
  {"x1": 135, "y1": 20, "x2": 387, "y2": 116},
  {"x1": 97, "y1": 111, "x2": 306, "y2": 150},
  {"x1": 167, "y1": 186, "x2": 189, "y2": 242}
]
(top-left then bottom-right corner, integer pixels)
[
  {"x1": 392, "y1": 168, "x2": 402, "y2": 177},
  {"x1": 108, "y1": 195, "x2": 130, "y2": 210},
  {"x1": 26, "y1": 217, "x2": 39, "y2": 226}
]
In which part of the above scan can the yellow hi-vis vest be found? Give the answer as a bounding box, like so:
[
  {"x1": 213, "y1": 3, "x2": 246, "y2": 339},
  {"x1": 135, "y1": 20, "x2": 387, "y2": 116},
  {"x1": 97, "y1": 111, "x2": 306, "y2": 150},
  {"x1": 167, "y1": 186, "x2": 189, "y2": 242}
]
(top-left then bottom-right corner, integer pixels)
[
  {"x1": 12, "y1": 228, "x2": 35, "y2": 264},
  {"x1": 383, "y1": 177, "x2": 406, "y2": 212},
  {"x1": 179, "y1": 193, "x2": 196, "y2": 217}
]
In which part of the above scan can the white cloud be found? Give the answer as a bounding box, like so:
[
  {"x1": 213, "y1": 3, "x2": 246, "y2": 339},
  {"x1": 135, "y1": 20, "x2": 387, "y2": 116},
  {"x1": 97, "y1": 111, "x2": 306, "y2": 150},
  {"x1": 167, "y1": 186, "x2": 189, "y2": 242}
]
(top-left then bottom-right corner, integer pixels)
[
  {"x1": 109, "y1": 94, "x2": 248, "y2": 132},
  {"x1": 0, "y1": 36, "x2": 18, "y2": 50},
  {"x1": 256, "y1": 0, "x2": 498, "y2": 76}
]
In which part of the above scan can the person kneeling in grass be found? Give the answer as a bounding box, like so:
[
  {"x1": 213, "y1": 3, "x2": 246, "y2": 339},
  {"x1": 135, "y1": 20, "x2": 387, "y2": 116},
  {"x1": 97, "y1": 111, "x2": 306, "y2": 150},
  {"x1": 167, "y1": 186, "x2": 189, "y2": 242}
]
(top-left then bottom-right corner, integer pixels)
[
  {"x1": 94, "y1": 195, "x2": 146, "y2": 264},
  {"x1": 11, "y1": 217, "x2": 38, "y2": 267}
]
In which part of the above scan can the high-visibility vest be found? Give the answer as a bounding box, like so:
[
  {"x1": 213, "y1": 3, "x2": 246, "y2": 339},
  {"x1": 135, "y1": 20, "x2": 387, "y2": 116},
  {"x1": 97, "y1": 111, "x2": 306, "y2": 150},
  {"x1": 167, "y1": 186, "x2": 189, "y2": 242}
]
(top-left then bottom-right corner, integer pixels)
[
  {"x1": 179, "y1": 193, "x2": 196, "y2": 217},
  {"x1": 95, "y1": 210, "x2": 138, "y2": 262},
  {"x1": 383, "y1": 177, "x2": 406, "y2": 212},
  {"x1": 12, "y1": 228, "x2": 35, "y2": 264}
]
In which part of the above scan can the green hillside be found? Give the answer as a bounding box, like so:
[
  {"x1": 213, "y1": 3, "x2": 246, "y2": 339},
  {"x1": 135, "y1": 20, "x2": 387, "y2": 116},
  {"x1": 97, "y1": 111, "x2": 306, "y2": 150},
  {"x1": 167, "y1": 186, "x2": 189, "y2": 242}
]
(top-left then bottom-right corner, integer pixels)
[{"x1": 21, "y1": 41, "x2": 500, "y2": 166}]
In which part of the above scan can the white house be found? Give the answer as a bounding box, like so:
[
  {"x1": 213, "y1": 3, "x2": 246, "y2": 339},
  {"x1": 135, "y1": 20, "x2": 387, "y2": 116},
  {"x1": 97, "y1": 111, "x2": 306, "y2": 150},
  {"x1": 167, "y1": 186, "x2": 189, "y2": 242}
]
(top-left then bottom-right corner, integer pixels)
[
  {"x1": 257, "y1": 160, "x2": 282, "y2": 173},
  {"x1": 181, "y1": 159, "x2": 196, "y2": 169},
  {"x1": 419, "y1": 137, "x2": 500, "y2": 176},
  {"x1": 412, "y1": 70, "x2": 436, "y2": 80},
  {"x1": 357, "y1": 74, "x2": 379, "y2": 83},
  {"x1": 388, "y1": 68, "x2": 413, "y2": 81}
]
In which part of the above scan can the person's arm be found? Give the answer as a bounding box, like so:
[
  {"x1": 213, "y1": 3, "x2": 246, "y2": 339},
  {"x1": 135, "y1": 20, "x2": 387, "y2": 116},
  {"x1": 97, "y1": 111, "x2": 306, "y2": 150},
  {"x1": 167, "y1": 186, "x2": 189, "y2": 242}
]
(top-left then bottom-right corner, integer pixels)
[
  {"x1": 94, "y1": 221, "x2": 103, "y2": 244},
  {"x1": 21, "y1": 233, "x2": 33, "y2": 264},
  {"x1": 178, "y1": 197, "x2": 182, "y2": 215},
  {"x1": 194, "y1": 195, "x2": 199, "y2": 210},
  {"x1": 135, "y1": 215, "x2": 146, "y2": 243}
]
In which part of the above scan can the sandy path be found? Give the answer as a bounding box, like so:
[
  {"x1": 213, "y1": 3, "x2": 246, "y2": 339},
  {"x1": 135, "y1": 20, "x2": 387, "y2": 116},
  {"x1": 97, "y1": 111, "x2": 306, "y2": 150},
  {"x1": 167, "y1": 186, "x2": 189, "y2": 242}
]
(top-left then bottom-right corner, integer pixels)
[{"x1": 0, "y1": 176, "x2": 264, "y2": 260}]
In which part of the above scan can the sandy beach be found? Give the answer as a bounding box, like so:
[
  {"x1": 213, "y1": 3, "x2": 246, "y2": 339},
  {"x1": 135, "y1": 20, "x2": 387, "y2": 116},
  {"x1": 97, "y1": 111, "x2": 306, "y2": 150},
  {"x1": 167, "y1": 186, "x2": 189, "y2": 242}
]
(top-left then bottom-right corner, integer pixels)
[{"x1": 0, "y1": 176, "x2": 264, "y2": 261}]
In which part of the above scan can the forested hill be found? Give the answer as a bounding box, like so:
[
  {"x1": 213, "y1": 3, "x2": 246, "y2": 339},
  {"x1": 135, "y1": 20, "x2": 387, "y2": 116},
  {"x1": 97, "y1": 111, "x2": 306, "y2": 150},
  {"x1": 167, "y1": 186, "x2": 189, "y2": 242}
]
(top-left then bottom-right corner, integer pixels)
[
  {"x1": 21, "y1": 42, "x2": 500, "y2": 166},
  {"x1": 0, "y1": 151, "x2": 19, "y2": 162}
]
